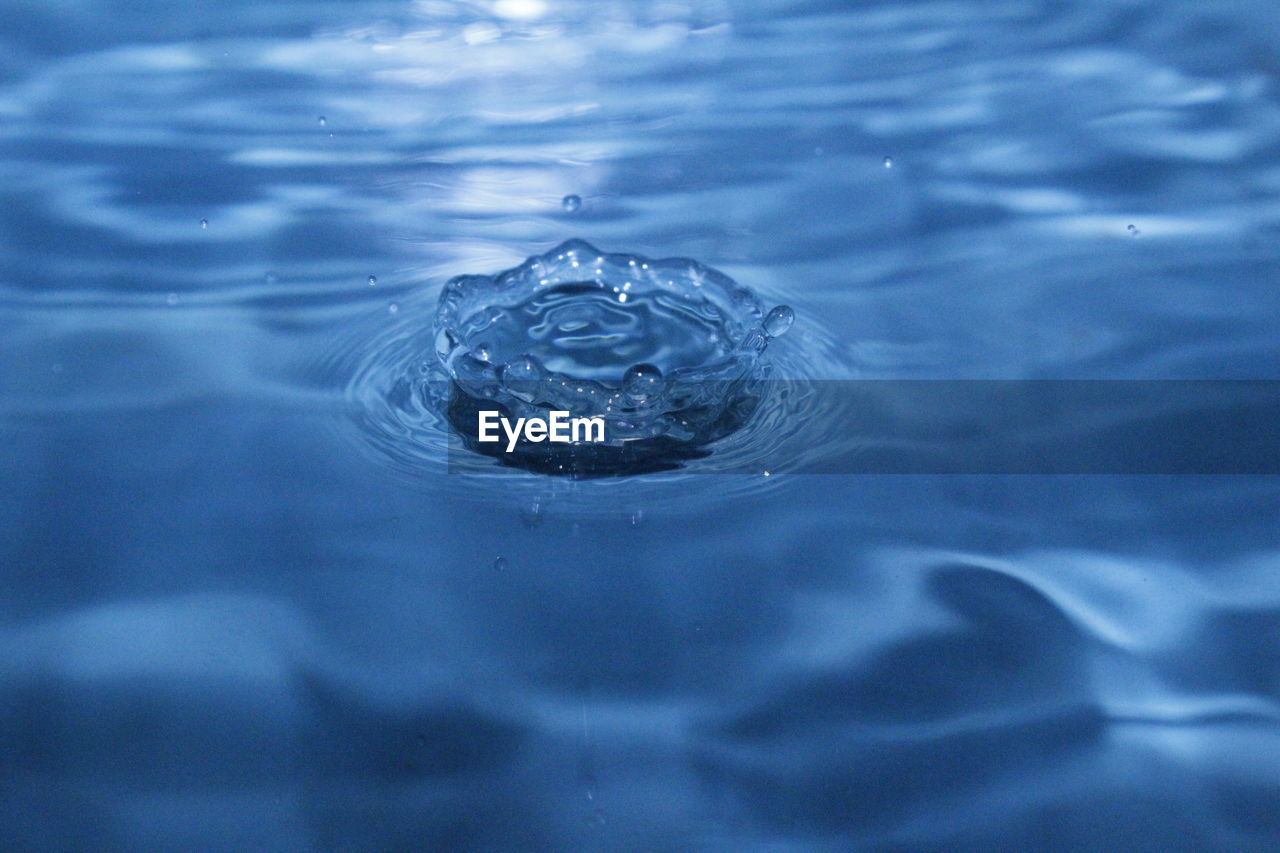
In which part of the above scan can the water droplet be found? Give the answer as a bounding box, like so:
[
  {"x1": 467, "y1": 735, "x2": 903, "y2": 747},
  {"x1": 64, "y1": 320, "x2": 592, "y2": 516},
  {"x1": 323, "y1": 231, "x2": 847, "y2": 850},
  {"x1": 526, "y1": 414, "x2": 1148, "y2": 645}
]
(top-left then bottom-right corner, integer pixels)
[
  {"x1": 473, "y1": 342, "x2": 493, "y2": 362},
  {"x1": 165, "y1": 292, "x2": 179, "y2": 306},
  {"x1": 199, "y1": 218, "x2": 208, "y2": 229},
  {"x1": 502, "y1": 353, "x2": 546, "y2": 383},
  {"x1": 520, "y1": 500, "x2": 545, "y2": 528},
  {"x1": 623, "y1": 363, "x2": 663, "y2": 402},
  {"x1": 561, "y1": 194, "x2": 581, "y2": 212},
  {"x1": 763, "y1": 305, "x2": 795, "y2": 337},
  {"x1": 388, "y1": 303, "x2": 399, "y2": 315},
  {"x1": 368, "y1": 275, "x2": 377, "y2": 286},
  {"x1": 883, "y1": 156, "x2": 893, "y2": 168},
  {"x1": 740, "y1": 328, "x2": 768, "y2": 353},
  {"x1": 494, "y1": 556, "x2": 509, "y2": 571},
  {"x1": 318, "y1": 116, "x2": 327, "y2": 126},
  {"x1": 1127, "y1": 223, "x2": 1141, "y2": 236}
]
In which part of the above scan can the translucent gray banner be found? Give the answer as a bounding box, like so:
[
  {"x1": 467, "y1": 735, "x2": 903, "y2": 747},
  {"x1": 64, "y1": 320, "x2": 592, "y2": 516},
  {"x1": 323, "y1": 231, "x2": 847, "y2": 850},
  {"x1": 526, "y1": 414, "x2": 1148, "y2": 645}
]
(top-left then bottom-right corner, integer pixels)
[{"x1": 444, "y1": 380, "x2": 1280, "y2": 475}]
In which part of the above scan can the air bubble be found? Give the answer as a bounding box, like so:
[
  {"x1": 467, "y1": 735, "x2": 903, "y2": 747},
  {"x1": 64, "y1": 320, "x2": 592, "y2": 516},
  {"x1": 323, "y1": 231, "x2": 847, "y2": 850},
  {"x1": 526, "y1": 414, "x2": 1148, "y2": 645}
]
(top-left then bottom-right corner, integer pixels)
[
  {"x1": 1127, "y1": 224, "x2": 1141, "y2": 237},
  {"x1": 562, "y1": 194, "x2": 581, "y2": 212},
  {"x1": 368, "y1": 275, "x2": 377, "y2": 286},
  {"x1": 763, "y1": 305, "x2": 795, "y2": 337},
  {"x1": 166, "y1": 293, "x2": 179, "y2": 306},
  {"x1": 388, "y1": 303, "x2": 399, "y2": 315},
  {"x1": 199, "y1": 218, "x2": 208, "y2": 229},
  {"x1": 883, "y1": 156, "x2": 893, "y2": 168},
  {"x1": 494, "y1": 557, "x2": 509, "y2": 571},
  {"x1": 318, "y1": 116, "x2": 327, "y2": 126}
]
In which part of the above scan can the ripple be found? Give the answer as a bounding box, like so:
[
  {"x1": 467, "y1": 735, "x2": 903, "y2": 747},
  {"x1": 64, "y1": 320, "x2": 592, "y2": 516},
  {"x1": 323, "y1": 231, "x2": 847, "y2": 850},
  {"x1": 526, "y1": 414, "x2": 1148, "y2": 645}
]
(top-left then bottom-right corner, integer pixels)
[{"x1": 319, "y1": 242, "x2": 852, "y2": 515}]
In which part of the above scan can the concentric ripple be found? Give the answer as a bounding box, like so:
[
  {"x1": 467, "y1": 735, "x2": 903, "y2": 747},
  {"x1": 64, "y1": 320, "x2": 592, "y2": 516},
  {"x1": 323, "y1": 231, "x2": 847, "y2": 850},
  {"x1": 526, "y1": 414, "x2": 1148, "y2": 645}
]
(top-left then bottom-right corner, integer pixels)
[{"x1": 325, "y1": 241, "x2": 849, "y2": 513}]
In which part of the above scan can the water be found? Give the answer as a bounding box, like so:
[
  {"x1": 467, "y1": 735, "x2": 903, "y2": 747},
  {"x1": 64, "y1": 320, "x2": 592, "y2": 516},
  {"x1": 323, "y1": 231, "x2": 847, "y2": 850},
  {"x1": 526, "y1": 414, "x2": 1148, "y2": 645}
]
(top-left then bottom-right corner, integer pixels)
[{"x1": 2, "y1": 0, "x2": 1280, "y2": 850}]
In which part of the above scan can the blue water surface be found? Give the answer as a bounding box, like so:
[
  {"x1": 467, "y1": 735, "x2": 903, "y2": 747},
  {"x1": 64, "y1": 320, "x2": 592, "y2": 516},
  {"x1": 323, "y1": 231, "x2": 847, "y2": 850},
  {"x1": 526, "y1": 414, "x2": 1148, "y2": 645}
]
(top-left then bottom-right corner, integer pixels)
[{"x1": 2, "y1": 0, "x2": 1280, "y2": 850}]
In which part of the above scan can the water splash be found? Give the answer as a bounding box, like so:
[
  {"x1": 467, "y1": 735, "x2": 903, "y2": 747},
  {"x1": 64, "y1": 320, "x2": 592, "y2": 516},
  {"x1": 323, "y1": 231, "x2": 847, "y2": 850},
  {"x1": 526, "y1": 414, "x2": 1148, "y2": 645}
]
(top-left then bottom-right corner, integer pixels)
[
  {"x1": 433, "y1": 240, "x2": 794, "y2": 475},
  {"x1": 323, "y1": 244, "x2": 846, "y2": 513}
]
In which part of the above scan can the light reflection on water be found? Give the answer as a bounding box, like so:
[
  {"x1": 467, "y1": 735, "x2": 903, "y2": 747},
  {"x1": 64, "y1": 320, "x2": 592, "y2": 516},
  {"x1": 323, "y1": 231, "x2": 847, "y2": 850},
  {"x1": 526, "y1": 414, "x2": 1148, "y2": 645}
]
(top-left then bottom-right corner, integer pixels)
[{"x1": 2, "y1": 0, "x2": 1280, "y2": 849}]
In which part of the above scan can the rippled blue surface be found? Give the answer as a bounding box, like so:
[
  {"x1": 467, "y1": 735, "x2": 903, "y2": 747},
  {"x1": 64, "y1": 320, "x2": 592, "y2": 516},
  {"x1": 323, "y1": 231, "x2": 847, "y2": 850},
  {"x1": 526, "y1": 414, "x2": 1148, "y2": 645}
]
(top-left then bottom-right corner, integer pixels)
[{"x1": 3, "y1": 0, "x2": 1280, "y2": 849}]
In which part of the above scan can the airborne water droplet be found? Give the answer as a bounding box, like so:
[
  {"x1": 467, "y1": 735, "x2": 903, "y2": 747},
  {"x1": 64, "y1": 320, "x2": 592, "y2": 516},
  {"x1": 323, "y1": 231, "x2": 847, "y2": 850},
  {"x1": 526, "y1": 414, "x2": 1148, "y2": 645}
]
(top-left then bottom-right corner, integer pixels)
[
  {"x1": 763, "y1": 305, "x2": 795, "y2": 337},
  {"x1": 520, "y1": 500, "x2": 545, "y2": 529},
  {"x1": 317, "y1": 116, "x2": 327, "y2": 126},
  {"x1": 883, "y1": 156, "x2": 893, "y2": 168},
  {"x1": 562, "y1": 194, "x2": 581, "y2": 212}
]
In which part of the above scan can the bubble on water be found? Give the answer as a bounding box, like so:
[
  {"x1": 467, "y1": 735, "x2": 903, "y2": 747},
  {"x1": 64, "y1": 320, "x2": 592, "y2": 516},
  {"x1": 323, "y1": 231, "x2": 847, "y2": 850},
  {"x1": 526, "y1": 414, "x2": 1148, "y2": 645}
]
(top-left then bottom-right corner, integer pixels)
[
  {"x1": 165, "y1": 292, "x2": 179, "y2": 306},
  {"x1": 318, "y1": 116, "x2": 327, "y2": 126},
  {"x1": 388, "y1": 303, "x2": 399, "y2": 315},
  {"x1": 199, "y1": 218, "x2": 208, "y2": 229},
  {"x1": 883, "y1": 156, "x2": 893, "y2": 168},
  {"x1": 1127, "y1": 223, "x2": 1141, "y2": 237},
  {"x1": 623, "y1": 363, "x2": 663, "y2": 403},
  {"x1": 493, "y1": 556, "x2": 509, "y2": 571},
  {"x1": 368, "y1": 275, "x2": 377, "y2": 286},
  {"x1": 562, "y1": 194, "x2": 581, "y2": 212},
  {"x1": 763, "y1": 305, "x2": 795, "y2": 337}
]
